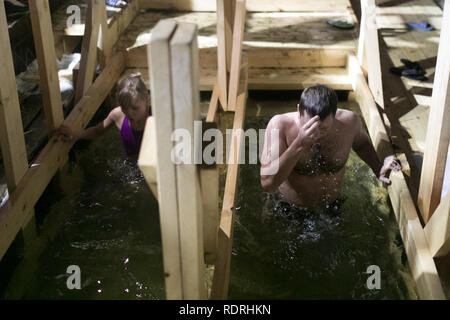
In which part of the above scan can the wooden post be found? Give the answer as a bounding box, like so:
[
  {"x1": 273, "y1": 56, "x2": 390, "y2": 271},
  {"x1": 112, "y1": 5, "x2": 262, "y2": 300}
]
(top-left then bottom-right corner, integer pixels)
[
  {"x1": 418, "y1": 0, "x2": 450, "y2": 223},
  {"x1": 170, "y1": 22, "x2": 207, "y2": 300},
  {"x1": 227, "y1": 0, "x2": 246, "y2": 112},
  {"x1": 146, "y1": 19, "x2": 183, "y2": 300},
  {"x1": 97, "y1": 0, "x2": 112, "y2": 67},
  {"x1": 138, "y1": 117, "x2": 158, "y2": 200},
  {"x1": 75, "y1": 0, "x2": 102, "y2": 103},
  {"x1": 29, "y1": 0, "x2": 64, "y2": 134},
  {"x1": 358, "y1": 0, "x2": 384, "y2": 108},
  {"x1": 0, "y1": 0, "x2": 28, "y2": 191},
  {"x1": 211, "y1": 56, "x2": 248, "y2": 300},
  {"x1": 200, "y1": 120, "x2": 220, "y2": 265},
  {"x1": 216, "y1": 0, "x2": 235, "y2": 110},
  {"x1": 357, "y1": 0, "x2": 367, "y2": 72}
]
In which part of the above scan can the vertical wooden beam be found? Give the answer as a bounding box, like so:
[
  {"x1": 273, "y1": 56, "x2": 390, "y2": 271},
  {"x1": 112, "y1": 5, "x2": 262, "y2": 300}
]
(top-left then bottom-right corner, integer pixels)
[
  {"x1": 201, "y1": 120, "x2": 220, "y2": 265},
  {"x1": 424, "y1": 190, "x2": 450, "y2": 257},
  {"x1": 75, "y1": 0, "x2": 102, "y2": 103},
  {"x1": 147, "y1": 20, "x2": 183, "y2": 300},
  {"x1": 211, "y1": 58, "x2": 248, "y2": 300},
  {"x1": 358, "y1": 0, "x2": 384, "y2": 108},
  {"x1": 357, "y1": 0, "x2": 368, "y2": 73},
  {"x1": 216, "y1": 0, "x2": 235, "y2": 110},
  {"x1": 170, "y1": 22, "x2": 206, "y2": 300},
  {"x1": 1, "y1": 0, "x2": 37, "y2": 252},
  {"x1": 418, "y1": 1, "x2": 450, "y2": 223},
  {"x1": 227, "y1": 0, "x2": 246, "y2": 112},
  {"x1": 138, "y1": 117, "x2": 159, "y2": 200},
  {"x1": 29, "y1": 0, "x2": 64, "y2": 134},
  {"x1": 97, "y1": 0, "x2": 111, "y2": 67},
  {"x1": 0, "y1": 0, "x2": 28, "y2": 191}
]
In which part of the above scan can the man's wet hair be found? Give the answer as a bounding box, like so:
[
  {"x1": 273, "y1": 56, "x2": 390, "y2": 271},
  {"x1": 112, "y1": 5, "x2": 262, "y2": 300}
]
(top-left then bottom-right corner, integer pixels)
[{"x1": 298, "y1": 84, "x2": 338, "y2": 120}]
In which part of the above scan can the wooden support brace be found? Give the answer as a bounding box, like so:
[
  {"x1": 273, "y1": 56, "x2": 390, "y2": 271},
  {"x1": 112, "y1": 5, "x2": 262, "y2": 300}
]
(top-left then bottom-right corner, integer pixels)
[
  {"x1": 29, "y1": 0, "x2": 64, "y2": 134},
  {"x1": 418, "y1": 0, "x2": 450, "y2": 223},
  {"x1": 227, "y1": 0, "x2": 246, "y2": 112},
  {"x1": 348, "y1": 55, "x2": 445, "y2": 300},
  {"x1": 424, "y1": 190, "x2": 450, "y2": 257},
  {"x1": 75, "y1": 0, "x2": 102, "y2": 103},
  {"x1": 211, "y1": 57, "x2": 248, "y2": 300},
  {"x1": 145, "y1": 19, "x2": 183, "y2": 300}
]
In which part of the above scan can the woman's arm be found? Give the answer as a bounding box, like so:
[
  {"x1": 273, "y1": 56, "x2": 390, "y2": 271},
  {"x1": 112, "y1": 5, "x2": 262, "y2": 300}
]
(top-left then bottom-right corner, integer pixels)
[{"x1": 55, "y1": 107, "x2": 122, "y2": 142}]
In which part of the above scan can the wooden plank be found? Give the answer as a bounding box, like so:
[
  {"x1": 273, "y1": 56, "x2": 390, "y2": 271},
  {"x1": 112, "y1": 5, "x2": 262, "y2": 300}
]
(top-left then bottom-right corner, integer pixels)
[
  {"x1": 170, "y1": 22, "x2": 206, "y2": 300},
  {"x1": 29, "y1": 0, "x2": 64, "y2": 134},
  {"x1": 125, "y1": 65, "x2": 353, "y2": 92},
  {"x1": 0, "y1": 0, "x2": 28, "y2": 191},
  {"x1": 125, "y1": 46, "x2": 350, "y2": 70},
  {"x1": 211, "y1": 61, "x2": 248, "y2": 300},
  {"x1": 357, "y1": 0, "x2": 367, "y2": 73},
  {"x1": 424, "y1": 190, "x2": 450, "y2": 257},
  {"x1": 227, "y1": 0, "x2": 246, "y2": 112},
  {"x1": 138, "y1": 117, "x2": 158, "y2": 200},
  {"x1": 246, "y1": 67, "x2": 352, "y2": 90},
  {"x1": 359, "y1": 0, "x2": 384, "y2": 108},
  {"x1": 216, "y1": 0, "x2": 234, "y2": 110},
  {"x1": 418, "y1": 1, "x2": 450, "y2": 223},
  {"x1": 138, "y1": 0, "x2": 351, "y2": 12},
  {"x1": 146, "y1": 19, "x2": 183, "y2": 300},
  {"x1": 206, "y1": 81, "x2": 220, "y2": 123},
  {"x1": 348, "y1": 55, "x2": 446, "y2": 300},
  {"x1": 0, "y1": 53, "x2": 125, "y2": 262},
  {"x1": 75, "y1": 0, "x2": 102, "y2": 103},
  {"x1": 201, "y1": 168, "x2": 219, "y2": 265}
]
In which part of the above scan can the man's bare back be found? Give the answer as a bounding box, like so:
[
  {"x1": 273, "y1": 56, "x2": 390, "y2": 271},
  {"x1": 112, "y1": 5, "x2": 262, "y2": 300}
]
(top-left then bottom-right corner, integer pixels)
[{"x1": 260, "y1": 85, "x2": 401, "y2": 211}]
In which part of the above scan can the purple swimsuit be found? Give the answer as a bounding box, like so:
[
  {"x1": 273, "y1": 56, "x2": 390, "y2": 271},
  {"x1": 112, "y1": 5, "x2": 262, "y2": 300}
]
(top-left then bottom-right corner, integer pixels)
[{"x1": 120, "y1": 116, "x2": 144, "y2": 157}]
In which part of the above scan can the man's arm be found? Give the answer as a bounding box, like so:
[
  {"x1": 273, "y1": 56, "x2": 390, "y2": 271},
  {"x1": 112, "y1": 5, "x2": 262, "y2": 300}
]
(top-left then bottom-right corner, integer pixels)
[
  {"x1": 352, "y1": 114, "x2": 401, "y2": 183},
  {"x1": 260, "y1": 115, "x2": 319, "y2": 192}
]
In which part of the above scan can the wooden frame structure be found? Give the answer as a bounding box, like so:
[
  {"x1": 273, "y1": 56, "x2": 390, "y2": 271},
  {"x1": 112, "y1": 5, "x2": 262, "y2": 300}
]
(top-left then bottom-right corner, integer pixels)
[
  {"x1": 138, "y1": 0, "x2": 450, "y2": 300},
  {"x1": 1, "y1": 0, "x2": 449, "y2": 300}
]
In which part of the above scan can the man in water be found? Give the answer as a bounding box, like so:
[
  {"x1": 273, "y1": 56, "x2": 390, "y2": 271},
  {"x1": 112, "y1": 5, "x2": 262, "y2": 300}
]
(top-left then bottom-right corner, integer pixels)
[{"x1": 260, "y1": 84, "x2": 401, "y2": 211}]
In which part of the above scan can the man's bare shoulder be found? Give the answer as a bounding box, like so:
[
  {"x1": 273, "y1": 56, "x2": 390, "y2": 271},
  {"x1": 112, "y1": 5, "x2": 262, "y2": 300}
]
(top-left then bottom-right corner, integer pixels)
[
  {"x1": 336, "y1": 109, "x2": 361, "y2": 125},
  {"x1": 267, "y1": 112, "x2": 297, "y2": 129}
]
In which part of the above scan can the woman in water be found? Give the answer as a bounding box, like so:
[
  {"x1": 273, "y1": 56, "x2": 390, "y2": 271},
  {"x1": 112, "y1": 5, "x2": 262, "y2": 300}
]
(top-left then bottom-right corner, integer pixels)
[{"x1": 57, "y1": 73, "x2": 151, "y2": 159}]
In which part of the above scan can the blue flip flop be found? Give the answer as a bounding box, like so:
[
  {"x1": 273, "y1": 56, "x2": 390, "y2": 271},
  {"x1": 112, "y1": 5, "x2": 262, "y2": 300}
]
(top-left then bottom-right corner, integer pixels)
[
  {"x1": 106, "y1": 0, "x2": 128, "y2": 8},
  {"x1": 407, "y1": 21, "x2": 434, "y2": 31}
]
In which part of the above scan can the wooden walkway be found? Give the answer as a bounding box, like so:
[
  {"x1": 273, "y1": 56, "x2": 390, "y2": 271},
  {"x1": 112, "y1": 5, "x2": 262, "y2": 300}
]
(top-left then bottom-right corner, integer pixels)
[{"x1": 112, "y1": 9, "x2": 358, "y2": 91}]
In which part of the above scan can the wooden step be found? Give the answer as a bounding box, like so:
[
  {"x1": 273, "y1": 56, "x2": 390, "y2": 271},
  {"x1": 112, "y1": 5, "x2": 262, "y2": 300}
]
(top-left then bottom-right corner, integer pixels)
[
  {"x1": 123, "y1": 66, "x2": 352, "y2": 91},
  {"x1": 115, "y1": 11, "x2": 357, "y2": 69}
]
